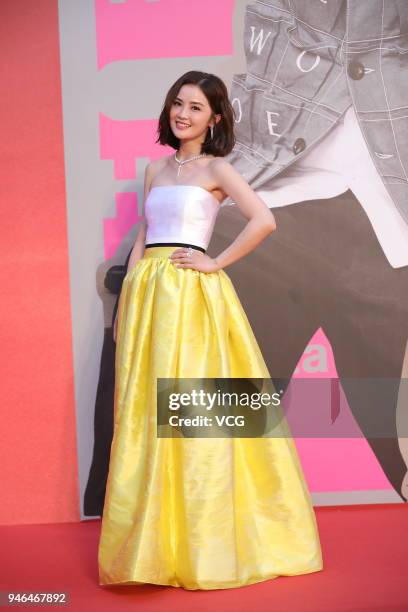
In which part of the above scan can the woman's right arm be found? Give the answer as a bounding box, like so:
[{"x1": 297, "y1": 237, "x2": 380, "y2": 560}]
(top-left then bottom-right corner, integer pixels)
[
  {"x1": 113, "y1": 162, "x2": 154, "y2": 341},
  {"x1": 126, "y1": 161, "x2": 155, "y2": 272},
  {"x1": 126, "y1": 218, "x2": 147, "y2": 272}
]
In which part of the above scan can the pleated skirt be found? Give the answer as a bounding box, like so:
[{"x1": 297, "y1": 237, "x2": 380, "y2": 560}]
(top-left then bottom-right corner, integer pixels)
[{"x1": 97, "y1": 246, "x2": 323, "y2": 590}]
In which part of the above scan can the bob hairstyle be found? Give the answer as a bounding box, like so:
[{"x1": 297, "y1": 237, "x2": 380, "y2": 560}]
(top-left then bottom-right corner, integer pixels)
[{"x1": 156, "y1": 70, "x2": 236, "y2": 157}]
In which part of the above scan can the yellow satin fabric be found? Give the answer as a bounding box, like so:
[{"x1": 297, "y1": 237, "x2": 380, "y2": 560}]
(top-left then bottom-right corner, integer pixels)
[{"x1": 98, "y1": 247, "x2": 323, "y2": 590}]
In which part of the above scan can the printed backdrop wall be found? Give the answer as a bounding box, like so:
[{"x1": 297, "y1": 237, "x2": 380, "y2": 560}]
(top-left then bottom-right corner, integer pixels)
[{"x1": 1, "y1": 0, "x2": 406, "y2": 526}]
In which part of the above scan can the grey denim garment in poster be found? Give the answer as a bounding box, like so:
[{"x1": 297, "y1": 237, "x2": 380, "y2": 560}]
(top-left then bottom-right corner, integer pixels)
[{"x1": 224, "y1": 0, "x2": 408, "y2": 225}]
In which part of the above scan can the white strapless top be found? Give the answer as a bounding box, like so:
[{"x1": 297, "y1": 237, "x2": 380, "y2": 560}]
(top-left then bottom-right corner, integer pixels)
[{"x1": 144, "y1": 185, "x2": 220, "y2": 250}]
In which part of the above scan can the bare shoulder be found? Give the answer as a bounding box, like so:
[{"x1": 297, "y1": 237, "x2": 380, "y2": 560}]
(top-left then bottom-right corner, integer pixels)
[
  {"x1": 208, "y1": 156, "x2": 245, "y2": 188},
  {"x1": 208, "y1": 156, "x2": 240, "y2": 180},
  {"x1": 208, "y1": 156, "x2": 232, "y2": 173},
  {"x1": 146, "y1": 154, "x2": 173, "y2": 181},
  {"x1": 147, "y1": 156, "x2": 168, "y2": 173}
]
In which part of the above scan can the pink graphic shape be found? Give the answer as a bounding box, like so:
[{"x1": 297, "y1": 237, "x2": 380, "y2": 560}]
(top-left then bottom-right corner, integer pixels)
[
  {"x1": 285, "y1": 328, "x2": 393, "y2": 492},
  {"x1": 100, "y1": 113, "x2": 169, "y2": 180},
  {"x1": 95, "y1": 0, "x2": 235, "y2": 69},
  {"x1": 103, "y1": 191, "x2": 142, "y2": 259},
  {"x1": 294, "y1": 328, "x2": 340, "y2": 422},
  {"x1": 293, "y1": 327, "x2": 338, "y2": 378},
  {"x1": 295, "y1": 438, "x2": 393, "y2": 493}
]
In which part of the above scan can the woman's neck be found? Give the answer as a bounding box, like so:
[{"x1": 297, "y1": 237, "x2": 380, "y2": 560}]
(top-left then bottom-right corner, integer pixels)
[{"x1": 176, "y1": 145, "x2": 205, "y2": 161}]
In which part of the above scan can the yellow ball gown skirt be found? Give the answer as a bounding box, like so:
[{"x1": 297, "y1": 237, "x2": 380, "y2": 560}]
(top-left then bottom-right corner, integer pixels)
[{"x1": 98, "y1": 246, "x2": 323, "y2": 590}]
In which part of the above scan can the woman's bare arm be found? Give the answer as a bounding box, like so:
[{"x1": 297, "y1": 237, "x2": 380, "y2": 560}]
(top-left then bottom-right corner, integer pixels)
[
  {"x1": 210, "y1": 159, "x2": 276, "y2": 270},
  {"x1": 113, "y1": 163, "x2": 153, "y2": 340},
  {"x1": 126, "y1": 162, "x2": 155, "y2": 272}
]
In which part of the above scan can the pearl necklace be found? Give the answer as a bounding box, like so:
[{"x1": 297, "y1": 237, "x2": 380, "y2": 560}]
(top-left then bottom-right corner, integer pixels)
[{"x1": 174, "y1": 152, "x2": 206, "y2": 177}]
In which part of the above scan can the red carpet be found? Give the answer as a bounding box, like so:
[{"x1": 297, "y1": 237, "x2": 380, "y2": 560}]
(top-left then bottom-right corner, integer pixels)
[{"x1": 1, "y1": 504, "x2": 407, "y2": 611}]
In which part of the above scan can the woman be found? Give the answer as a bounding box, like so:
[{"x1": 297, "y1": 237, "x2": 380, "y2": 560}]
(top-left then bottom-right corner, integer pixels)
[{"x1": 98, "y1": 70, "x2": 323, "y2": 590}]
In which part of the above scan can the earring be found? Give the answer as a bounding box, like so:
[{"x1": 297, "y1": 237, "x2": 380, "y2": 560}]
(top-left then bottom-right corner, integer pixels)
[{"x1": 210, "y1": 125, "x2": 214, "y2": 139}]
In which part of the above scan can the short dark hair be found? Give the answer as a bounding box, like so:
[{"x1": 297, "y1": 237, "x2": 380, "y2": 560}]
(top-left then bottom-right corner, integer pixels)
[{"x1": 156, "y1": 70, "x2": 236, "y2": 157}]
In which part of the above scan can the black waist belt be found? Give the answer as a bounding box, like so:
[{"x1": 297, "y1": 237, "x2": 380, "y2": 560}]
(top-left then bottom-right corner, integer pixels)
[{"x1": 145, "y1": 242, "x2": 206, "y2": 254}]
